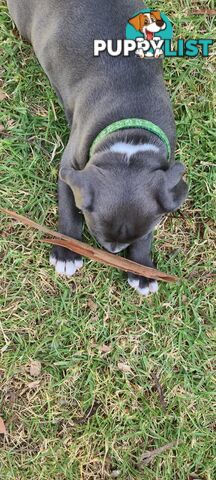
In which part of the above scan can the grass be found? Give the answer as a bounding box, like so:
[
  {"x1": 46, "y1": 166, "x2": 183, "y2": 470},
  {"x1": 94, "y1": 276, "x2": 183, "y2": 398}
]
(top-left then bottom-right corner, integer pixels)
[{"x1": 0, "y1": 0, "x2": 215, "y2": 478}]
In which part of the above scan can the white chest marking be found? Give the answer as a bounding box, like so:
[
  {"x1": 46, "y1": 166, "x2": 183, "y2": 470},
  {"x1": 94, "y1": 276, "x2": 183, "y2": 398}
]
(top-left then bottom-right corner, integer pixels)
[{"x1": 110, "y1": 142, "x2": 159, "y2": 157}]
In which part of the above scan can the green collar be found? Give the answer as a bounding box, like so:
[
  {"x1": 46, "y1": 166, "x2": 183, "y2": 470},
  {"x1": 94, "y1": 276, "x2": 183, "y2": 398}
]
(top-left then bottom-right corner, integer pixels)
[{"x1": 89, "y1": 118, "x2": 171, "y2": 161}]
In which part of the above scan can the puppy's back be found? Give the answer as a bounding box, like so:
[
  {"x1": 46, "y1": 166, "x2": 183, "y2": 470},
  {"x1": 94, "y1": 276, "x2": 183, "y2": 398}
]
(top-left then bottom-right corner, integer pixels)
[{"x1": 7, "y1": 0, "x2": 146, "y2": 43}]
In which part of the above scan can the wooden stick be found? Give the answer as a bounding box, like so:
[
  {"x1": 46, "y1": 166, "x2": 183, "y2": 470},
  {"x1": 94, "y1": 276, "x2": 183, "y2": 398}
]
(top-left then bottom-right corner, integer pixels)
[
  {"x1": 0, "y1": 207, "x2": 178, "y2": 283},
  {"x1": 192, "y1": 10, "x2": 216, "y2": 15}
]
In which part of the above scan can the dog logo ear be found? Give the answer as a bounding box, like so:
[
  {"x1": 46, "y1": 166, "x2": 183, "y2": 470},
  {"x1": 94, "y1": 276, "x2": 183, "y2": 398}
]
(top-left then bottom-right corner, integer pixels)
[
  {"x1": 128, "y1": 14, "x2": 144, "y2": 32},
  {"x1": 151, "y1": 11, "x2": 162, "y2": 21},
  {"x1": 151, "y1": 10, "x2": 165, "y2": 27}
]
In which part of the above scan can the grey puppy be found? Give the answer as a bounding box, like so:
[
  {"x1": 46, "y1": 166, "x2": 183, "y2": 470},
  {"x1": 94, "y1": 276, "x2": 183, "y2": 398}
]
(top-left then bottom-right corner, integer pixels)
[{"x1": 7, "y1": 0, "x2": 188, "y2": 296}]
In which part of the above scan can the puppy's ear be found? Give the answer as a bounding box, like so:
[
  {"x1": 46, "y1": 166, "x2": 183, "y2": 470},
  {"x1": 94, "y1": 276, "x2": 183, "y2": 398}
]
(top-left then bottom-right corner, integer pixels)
[
  {"x1": 151, "y1": 11, "x2": 165, "y2": 27},
  {"x1": 128, "y1": 14, "x2": 144, "y2": 31},
  {"x1": 157, "y1": 163, "x2": 188, "y2": 212},
  {"x1": 59, "y1": 167, "x2": 94, "y2": 211},
  {"x1": 151, "y1": 11, "x2": 161, "y2": 20}
]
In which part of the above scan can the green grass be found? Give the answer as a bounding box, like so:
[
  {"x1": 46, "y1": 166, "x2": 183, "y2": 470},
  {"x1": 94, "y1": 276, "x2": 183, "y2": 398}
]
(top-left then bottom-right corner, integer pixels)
[{"x1": 0, "y1": 1, "x2": 215, "y2": 479}]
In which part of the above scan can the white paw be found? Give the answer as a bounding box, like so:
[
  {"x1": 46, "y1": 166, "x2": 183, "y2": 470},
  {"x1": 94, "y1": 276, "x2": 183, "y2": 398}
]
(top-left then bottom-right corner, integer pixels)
[
  {"x1": 155, "y1": 49, "x2": 163, "y2": 58},
  {"x1": 49, "y1": 255, "x2": 83, "y2": 277},
  {"x1": 135, "y1": 49, "x2": 145, "y2": 58},
  {"x1": 128, "y1": 278, "x2": 159, "y2": 296},
  {"x1": 149, "y1": 281, "x2": 159, "y2": 293},
  {"x1": 145, "y1": 51, "x2": 154, "y2": 57}
]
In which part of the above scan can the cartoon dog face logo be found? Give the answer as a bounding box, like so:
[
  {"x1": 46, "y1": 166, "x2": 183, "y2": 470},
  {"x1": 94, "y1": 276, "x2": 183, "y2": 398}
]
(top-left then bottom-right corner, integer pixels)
[{"x1": 128, "y1": 11, "x2": 166, "y2": 58}]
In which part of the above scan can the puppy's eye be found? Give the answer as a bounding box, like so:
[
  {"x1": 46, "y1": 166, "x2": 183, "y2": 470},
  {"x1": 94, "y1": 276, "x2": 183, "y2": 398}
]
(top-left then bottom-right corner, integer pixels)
[{"x1": 144, "y1": 18, "x2": 149, "y2": 25}]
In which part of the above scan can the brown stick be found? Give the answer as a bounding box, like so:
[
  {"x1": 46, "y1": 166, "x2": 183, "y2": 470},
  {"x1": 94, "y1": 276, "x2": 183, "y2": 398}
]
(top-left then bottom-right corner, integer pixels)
[
  {"x1": 152, "y1": 372, "x2": 168, "y2": 412},
  {"x1": 139, "y1": 440, "x2": 180, "y2": 466},
  {"x1": 0, "y1": 207, "x2": 178, "y2": 283},
  {"x1": 192, "y1": 10, "x2": 216, "y2": 15}
]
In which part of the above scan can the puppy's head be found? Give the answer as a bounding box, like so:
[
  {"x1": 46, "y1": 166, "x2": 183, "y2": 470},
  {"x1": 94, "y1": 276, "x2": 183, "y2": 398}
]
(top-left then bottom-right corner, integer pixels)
[
  {"x1": 129, "y1": 11, "x2": 166, "y2": 39},
  {"x1": 60, "y1": 151, "x2": 187, "y2": 253}
]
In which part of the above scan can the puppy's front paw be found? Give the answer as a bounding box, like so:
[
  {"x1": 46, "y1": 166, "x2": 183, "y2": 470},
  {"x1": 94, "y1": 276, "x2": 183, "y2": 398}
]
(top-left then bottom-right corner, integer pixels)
[
  {"x1": 128, "y1": 273, "x2": 159, "y2": 297},
  {"x1": 49, "y1": 246, "x2": 83, "y2": 277},
  {"x1": 155, "y1": 48, "x2": 164, "y2": 58},
  {"x1": 135, "y1": 48, "x2": 145, "y2": 58}
]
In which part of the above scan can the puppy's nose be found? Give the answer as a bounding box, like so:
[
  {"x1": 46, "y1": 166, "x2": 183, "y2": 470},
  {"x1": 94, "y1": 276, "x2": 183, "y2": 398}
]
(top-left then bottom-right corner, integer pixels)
[
  {"x1": 110, "y1": 243, "x2": 118, "y2": 253},
  {"x1": 156, "y1": 19, "x2": 164, "y2": 27},
  {"x1": 103, "y1": 242, "x2": 129, "y2": 254},
  {"x1": 109, "y1": 243, "x2": 128, "y2": 254}
]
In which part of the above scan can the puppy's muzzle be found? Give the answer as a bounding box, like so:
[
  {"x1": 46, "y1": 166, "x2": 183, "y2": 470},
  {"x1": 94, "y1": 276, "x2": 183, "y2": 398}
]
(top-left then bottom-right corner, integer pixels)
[{"x1": 103, "y1": 242, "x2": 129, "y2": 254}]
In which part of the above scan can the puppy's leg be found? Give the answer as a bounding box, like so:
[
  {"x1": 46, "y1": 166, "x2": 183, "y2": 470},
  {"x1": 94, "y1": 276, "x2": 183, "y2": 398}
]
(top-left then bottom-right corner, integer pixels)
[
  {"x1": 50, "y1": 177, "x2": 83, "y2": 277},
  {"x1": 127, "y1": 233, "x2": 158, "y2": 296}
]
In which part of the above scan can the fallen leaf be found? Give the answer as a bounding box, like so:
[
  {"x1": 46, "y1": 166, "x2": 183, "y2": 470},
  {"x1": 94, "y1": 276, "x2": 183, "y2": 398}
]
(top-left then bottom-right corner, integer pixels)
[
  {"x1": 0, "y1": 89, "x2": 8, "y2": 101},
  {"x1": 0, "y1": 417, "x2": 7, "y2": 435},
  {"x1": 118, "y1": 362, "x2": 133, "y2": 374},
  {"x1": 30, "y1": 360, "x2": 41, "y2": 377},
  {"x1": 111, "y1": 471, "x2": 121, "y2": 478},
  {"x1": 27, "y1": 380, "x2": 40, "y2": 389},
  {"x1": 139, "y1": 440, "x2": 179, "y2": 466},
  {"x1": 87, "y1": 298, "x2": 97, "y2": 311},
  {"x1": 100, "y1": 344, "x2": 112, "y2": 354}
]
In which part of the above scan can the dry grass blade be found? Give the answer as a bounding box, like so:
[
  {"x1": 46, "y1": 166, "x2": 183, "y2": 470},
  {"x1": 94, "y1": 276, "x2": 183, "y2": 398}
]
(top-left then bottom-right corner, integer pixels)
[
  {"x1": 139, "y1": 440, "x2": 179, "y2": 466},
  {"x1": 0, "y1": 417, "x2": 7, "y2": 435},
  {"x1": 0, "y1": 207, "x2": 178, "y2": 283}
]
